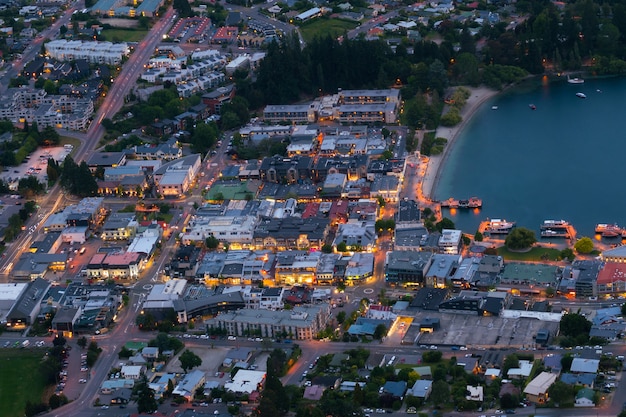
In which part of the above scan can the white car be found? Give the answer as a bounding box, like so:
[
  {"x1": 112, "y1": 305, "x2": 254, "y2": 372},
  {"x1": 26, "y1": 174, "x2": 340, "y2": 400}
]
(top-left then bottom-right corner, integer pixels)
[
  {"x1": 227, "y1": 336, "x2": 236, "y2": 341},
  {"x1": 79, "y1": 379, "x2": 87, "y2": 383},
  {"x1": 429, "y1": 345, "x2": 438, "y2": 350}
]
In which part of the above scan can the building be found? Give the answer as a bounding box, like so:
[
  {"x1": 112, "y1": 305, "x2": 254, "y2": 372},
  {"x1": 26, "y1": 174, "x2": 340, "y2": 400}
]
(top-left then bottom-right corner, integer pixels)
[
  {"x1": 523, "y1": 372, "x2": 557, "y2": 404},
  {"x1": 154, "y1": 154, "x2": 202, "y2": 197},
  {"x1": 46, "y1": 40, "x2": 130, "y2": 64},
  {"x1": 206, "y1": 304, "x2": 330, "y2": 340},
  {"x1": 574, "y1": 388, "x2": 595, "y2": 407},
  {"x1": 263, "y1": 104, "x2": 315, "y2": 124},
  {"x1": 333, "y1": 219, "x2": 377, "y2": 252},
  {"x1": 596, "y1": 262, "x2": 626, "y2": 295},
  {"x1": 172, "y1": 369, "x2": 206, "y2": 400},
  {"x1": 384, "y1": 251, "x2": 433, "y2": 287},
  {"x1": 425, "y1": 254, "x2": 461, "y2": 288},
  {"x1": 253, "y1": 216, "x2": 329, "y2": 251},
  {"x1": 224, "y1": 370, "x2": 265, "y2": 394},
  {"x1": 438, "y1": 229, "x2": 462, "y2": 254},
  {"x1": 407, "y1": 380, "x2": 432, "y2": 399},
  {"x1": 86, "y1": 252, "x2": 144, "y2": 281},
  {"x1": 101, "y1": 213, "x2": 138, "y2": 241},
  {"x1": 5, "y1": 279, "x2": 51, "y2": 329}
]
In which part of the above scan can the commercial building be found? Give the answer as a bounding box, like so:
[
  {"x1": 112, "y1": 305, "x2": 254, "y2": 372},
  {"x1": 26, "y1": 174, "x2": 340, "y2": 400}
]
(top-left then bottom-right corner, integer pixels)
[
  {"x1": 154, "y1": 154, "x2": 202, "y2": 197},
  {"x1": 206, "y1": 304, "x2": 330, "y2": 340},
  {"x1": 384, "y1": 251, "x2": 433, "y2": 287}
]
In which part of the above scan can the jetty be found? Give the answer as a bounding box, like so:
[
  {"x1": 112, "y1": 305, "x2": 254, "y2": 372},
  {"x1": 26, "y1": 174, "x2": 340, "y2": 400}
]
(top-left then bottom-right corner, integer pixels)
[
  {"x1": 440, "y1": 197, "x2": 482, "y2": 209},
  {"x1": 540, "y1": 220, "x2": 576, "y2": 239}
]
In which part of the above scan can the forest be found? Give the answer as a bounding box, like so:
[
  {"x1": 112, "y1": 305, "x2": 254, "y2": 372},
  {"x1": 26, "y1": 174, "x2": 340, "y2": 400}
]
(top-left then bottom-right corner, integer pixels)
[{"x1": 235, "y1": 0, "x2": 626, "y2": 128}]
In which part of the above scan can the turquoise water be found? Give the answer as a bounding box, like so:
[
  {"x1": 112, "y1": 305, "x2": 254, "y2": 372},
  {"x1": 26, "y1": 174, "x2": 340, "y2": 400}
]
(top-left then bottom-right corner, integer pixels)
[{"x1": 434, "y1": 76, "x2": 626, "y2": 238}]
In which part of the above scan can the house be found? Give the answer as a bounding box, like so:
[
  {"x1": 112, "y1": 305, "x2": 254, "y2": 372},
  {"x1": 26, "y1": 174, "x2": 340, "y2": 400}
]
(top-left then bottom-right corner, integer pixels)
[
  {"x1": 120, "y1": 365, "x2": 145, "y2": 380},
  {"x1": 142, "y1": 346, "x2": 159, "y2": 359},
  {"x1": 172, "y1": 369, "x2": 206, "y2": 400},
  {"x1": 224, "y1": 370, "x2": 265, "y2": 394},
  {"x1": 110, "y1": 388, "x2": 132, "y2": 404},
  {"x1": 223, "y1": 347, "x2": 253, "y2": 367},
  {"x1": 407, "y1": 380, "x2": 432, "y2": 399},
  {"x1": 466, "y1": 385, "x2": 483, "y2": 402},
  {"x1": 575, "y1": 387, "x2": 595, "y2": 407},
  {"x1": 560, "y1": 373, "x2": 595, "y2": 388},
  {"x1": 311, "y1": 375, "x2": 341, "y2": 390},
  {"x1": 381, "y1": 380, "x2": 407, "y2": 400},
  {"x1": 570, "y1": 358, "x2": 600, "y2": 374},
  {"x1": 303, "y1": 384, "x2": 325, "y2": 400},
  {"x1": 523, "y1": 372, "x2": 557, "y2": 404},
  {"x1": 128, "y1": 353, "x2": 148, "y2": 366}
]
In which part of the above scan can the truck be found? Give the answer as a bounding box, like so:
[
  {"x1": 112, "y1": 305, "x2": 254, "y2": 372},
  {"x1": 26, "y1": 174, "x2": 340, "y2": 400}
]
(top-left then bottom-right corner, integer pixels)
[{"x1": 21, "y1": 340, "x2": 30, "y2": 348}]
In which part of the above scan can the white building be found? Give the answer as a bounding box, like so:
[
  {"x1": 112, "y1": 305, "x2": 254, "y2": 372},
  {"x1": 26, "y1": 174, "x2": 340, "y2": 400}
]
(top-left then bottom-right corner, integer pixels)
[
  {"x1": 224, "y1": 370, "x2": 265, "y2": 394},
  {"x1": 46, "y1": 40, "x2": 130, "y2": 65},
  {"x1": 181, "y1": 216, "x2": 257, "y2": 247},
  {"x1": 438, "y1": 229, "x2": 462, "y2": 254}
]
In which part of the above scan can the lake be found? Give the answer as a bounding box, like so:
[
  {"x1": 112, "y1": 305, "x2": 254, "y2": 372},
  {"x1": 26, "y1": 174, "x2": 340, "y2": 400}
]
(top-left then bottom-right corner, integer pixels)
[{"x1": 434, "y1": 76, "x2": 626, "y2": 238}]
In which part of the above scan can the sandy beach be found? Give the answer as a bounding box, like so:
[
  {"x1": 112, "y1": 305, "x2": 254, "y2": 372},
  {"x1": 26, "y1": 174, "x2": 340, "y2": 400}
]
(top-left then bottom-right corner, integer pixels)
[{"x1": 421, "y1": 86, "x2": 499, "y2": 199}]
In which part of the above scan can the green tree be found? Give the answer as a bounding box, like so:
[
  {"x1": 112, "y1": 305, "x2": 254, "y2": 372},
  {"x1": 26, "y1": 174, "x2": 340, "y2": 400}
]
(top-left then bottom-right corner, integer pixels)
[
  {"x1": 179, "y1": 349, "x2": 202, "y2": 373},
  {"x1": 77, "y1": 336, "x2": 87, "y2": 349},
  {"x1": 621, "y1": 303, "x2": 626, "y2": 316},
  {"x1": 474, "y1": 231, "x2": 483, "y2": 242},
  {"x1": 547, "y1": 381, "x2": 574, "y2": 406},
  {"x1": 574, "y1": 237, "x2": 594, "y2": 254},
  {"x1": 560, "y1": 248, "x2": 575, "y2": 261},
  {"x1": 336, "y1": 311, "x2": 346, "y2": 324},
  {"x1": 560, "y1": 313, "x2": 591, "y2": 338},
  {"x1": 321, "y1": 244, "x2": 333, "y2": 253},
  {"x1": 337, "y1": 241, "x2": 347, "y2": 252},
  {"x1": 135, "y1": 375, "x2": 158, "y2": 413},
  {"x1": 373, "y1": 324, "x2": 388, "y2": 340},
  {"x1": 430, "y1": 380, "x2": 450, "y2": 406},
  {"x1": 205, "y1": 235, "x2": 219, "y2": 250},
  {"x1": 435, "y1": 217, "x2": 455, "y2": 232},
  {"x1": 505, "y1": 227, "x2": 537, "y2": 250}
]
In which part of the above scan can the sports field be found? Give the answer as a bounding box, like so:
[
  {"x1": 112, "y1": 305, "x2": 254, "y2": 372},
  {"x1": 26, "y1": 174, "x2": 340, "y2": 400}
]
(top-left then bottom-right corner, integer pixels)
[{"x1": 0, "y1": 349, "x2": 49, "y2": 417}]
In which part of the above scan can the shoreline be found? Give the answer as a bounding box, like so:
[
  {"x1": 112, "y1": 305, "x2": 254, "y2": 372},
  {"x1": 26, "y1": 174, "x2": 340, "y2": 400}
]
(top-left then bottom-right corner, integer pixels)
[{"x1": 421, "y1": 86, "x2": 500, "y2": 200}]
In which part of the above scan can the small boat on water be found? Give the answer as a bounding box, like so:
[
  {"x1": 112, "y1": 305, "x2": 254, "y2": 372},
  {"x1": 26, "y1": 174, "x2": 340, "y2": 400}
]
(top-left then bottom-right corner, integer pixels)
[
  {"x1": 484, "y1": 219, "x2": 516, "y2": 234},
  {"x1": 529, "y1": 104, "x2": 536, "y2": 110},
  {"x1": 541, "y1": 219, "x2": 569, "y2": 228},
  {"x1": 567, "y1": 75, "x2": 585, "y2": 84},
  {"x1": 492, "y1": 106, "x2": 498, "y2": 110},
  {"x1": 576, "y1": 92, "x2": 587, "y2": 99}
]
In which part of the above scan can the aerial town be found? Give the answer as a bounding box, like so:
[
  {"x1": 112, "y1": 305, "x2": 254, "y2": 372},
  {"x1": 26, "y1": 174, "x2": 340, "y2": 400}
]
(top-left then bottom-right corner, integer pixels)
[{"x1": 0, "y1": 0, "x2": 626, "y2": 417}]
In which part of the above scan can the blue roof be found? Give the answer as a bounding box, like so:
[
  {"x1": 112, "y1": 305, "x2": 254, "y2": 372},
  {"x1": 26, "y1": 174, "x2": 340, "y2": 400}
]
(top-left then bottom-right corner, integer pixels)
[
  {"x1": 137, "y1": 0, "x2": 162, "y2": 13},
  {"x1": 91, "y1": 0, "x2": 117, "y2": 12},
  {"x1": 382, "y1": 380, "x2": 407, "y2": 398}
]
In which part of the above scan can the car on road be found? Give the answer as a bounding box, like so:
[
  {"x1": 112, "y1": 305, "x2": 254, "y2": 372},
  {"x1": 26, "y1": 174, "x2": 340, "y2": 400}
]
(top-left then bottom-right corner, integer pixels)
[
  {"x1": 101, "y1": 405, "x2": 109, "y2": 409},
  {"x1": 227, "y1": 336, "x2": 236, "y2": 341},
  {"x1": 429, "y1": 345, "x2": 438, "y2": 350},
  {"x1": 79, "y1": 378, "x2": 87, "y2": 383},
  {"x1": 80, "y1": 367, "x2": 89, "y2": 372}
]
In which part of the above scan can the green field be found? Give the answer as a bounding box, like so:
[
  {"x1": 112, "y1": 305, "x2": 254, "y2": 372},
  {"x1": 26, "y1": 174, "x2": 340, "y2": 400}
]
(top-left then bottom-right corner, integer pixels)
[
  {"x1": 100, "y1": 28, "x2": 149, "y2": 43},
  {"x1": 299, "y1": 18, "x2": 359, "y2": 44},
  {"x1": 0, "y1": 349, "x2": 49, "y2": 417},
  {"x1": 497, "y1": 246, "x2": 562, "y2": 261}
]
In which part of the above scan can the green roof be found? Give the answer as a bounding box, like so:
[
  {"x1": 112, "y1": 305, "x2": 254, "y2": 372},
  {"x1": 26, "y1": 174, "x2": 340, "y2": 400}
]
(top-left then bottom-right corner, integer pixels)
[
  {"x1": 124, "y1": 341, "x2": 148, "y2": 352},
  {"x1": 206, "y1": 181, "x2": 253, "y2": 201},
  {"x1": 500, "y1": 263, "x2": 558, "y2": 285}
]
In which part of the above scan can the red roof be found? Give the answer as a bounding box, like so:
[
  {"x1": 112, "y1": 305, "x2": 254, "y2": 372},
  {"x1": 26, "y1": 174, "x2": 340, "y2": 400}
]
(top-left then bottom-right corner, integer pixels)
[
  {"x1": 597, "y1": 262, "x2": 626, "y2": 285},
  {"x1": 302, "y1": 202, "x2": 320, "y2": 219}
]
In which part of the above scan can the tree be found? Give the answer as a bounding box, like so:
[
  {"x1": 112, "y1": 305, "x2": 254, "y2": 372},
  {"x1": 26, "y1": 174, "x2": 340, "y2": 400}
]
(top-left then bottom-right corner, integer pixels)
[
  {"x1": 336, "y1": 311, "x2": 346, "y2": 324},
  {"x1": 474, "y1": 231, "x2": 483, "y2": 242},
  {"x1": 321, "y1": 244, "x2": 333, "y2": 253},
  {"x1": 499, "y1": 392, "x2": 518, "y2": 409},
  {"x1": 337, "y1": 241, "x2": 347, "y2": 252},
  {"x1": 435, "y1": 217, "x2": 455, "y2": 232},
  {"x1": 52, "y1": 334, "x2": 67, "y2": 347},
  {"x1": 179, "y1": 349, "x2": 202, "y2": 373},
  {"x1": 77, "y1": 336, "x2": 87, "y2": 349},
  {"x1": 560, "y1": 313, "x2": 591, "y2": 338},
  {"x1": 373, "y1": 324, "x2": 388, "y2": 340},
  {"x1": 505, "y1": 227, "x2": 537, "y2": 250},
  {"x1": 421, "y1": 350, "x2": 442, "y2": 363},
  {"x1": 430, "y1": 380, "x2": 449, "y2": 406},
  {"x1": 560, "y1": 248, "x2": 575, "y2": 261},
  {"x1": 205, "y1": 236, "x2": 219, "y2": 250},
  {"x1": 622, "y1": 303, "x2": 626, "y2": 316},
  {"x1": 574, "y1": 237, "x2": 594, "y2": 254},
  {"x1": 135, "y1": 375, "x2": 158, "y2": 413},
  {"x1": 547, "y1": 381, "x2": 574, "y2": 405}
]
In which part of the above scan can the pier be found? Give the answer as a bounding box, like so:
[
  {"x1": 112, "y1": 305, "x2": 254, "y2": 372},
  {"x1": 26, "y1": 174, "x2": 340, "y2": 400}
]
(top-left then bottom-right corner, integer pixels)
[
  {"x1": 440, "y1": 197, "x2": 482, "y2": 209},
  {"x1": 540, "y1": 220, "x2": 576, "y2": 240}
]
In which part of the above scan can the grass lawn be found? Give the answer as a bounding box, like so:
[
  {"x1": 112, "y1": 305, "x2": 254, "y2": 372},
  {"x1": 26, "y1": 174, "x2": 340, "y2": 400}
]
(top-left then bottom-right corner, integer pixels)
[
  {"x1": 0, "y1": 349, "x2": 49, "y2": 417},
  {"x1": 497, "y1": 246, "x2": 562, "y2": 261},
  {"x1": 101, "y1": 28, "x2": 149, "y2": 43},
  {"x1": 299, "y1": 18, "x2": 359, "y2": 44}
]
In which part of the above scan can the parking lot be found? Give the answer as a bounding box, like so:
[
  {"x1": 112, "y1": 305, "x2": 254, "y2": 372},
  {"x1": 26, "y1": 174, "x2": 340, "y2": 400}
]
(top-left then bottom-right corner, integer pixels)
[{"x1": 0, "y1": 145, "x2": 71, "y2": 189}]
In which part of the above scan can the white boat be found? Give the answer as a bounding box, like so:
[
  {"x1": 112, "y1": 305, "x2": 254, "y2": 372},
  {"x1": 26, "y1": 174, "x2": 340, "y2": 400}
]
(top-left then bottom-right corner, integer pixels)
[
  {"x1": 567, "y1": 75, "x2": 584, "y2": 84},
  {"x1": 485, "y1": 219, "x2": 516, "y2": 234},
  {"x1": 491, "y1": 106, "x2": 498, "y2": 110},
  {"x1": 576, "y1": 92, "x2": 586, "y2": 99}
]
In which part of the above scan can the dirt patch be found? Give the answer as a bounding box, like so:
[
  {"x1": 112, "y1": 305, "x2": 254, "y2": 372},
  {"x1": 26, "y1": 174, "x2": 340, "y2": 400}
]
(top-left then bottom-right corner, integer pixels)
[{"x1": 100, "y1": 18, "x2": 139, "y2": 28}]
